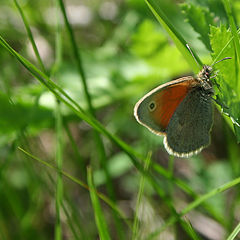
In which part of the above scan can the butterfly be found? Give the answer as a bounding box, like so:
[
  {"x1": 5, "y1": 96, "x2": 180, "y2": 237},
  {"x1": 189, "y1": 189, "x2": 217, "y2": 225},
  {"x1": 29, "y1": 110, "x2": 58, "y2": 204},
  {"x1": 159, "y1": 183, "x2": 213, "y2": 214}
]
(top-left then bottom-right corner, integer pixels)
[{"x1": 134, "y1": 57, "x2": 231, "y2": 157}]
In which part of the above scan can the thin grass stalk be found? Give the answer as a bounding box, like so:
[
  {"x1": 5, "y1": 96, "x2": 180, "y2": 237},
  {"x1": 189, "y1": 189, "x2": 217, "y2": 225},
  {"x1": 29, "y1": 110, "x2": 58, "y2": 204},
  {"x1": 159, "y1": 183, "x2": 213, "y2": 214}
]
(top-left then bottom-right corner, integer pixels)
[
  {"x1": 55, "y1": 101, "x2": 63, "y2": 240},
  {"x1": 0, "y1": 34, "x2": 227, "y2": 227},
  {"x1": 53, "y1": 4, "x2": 64, "y2": 239},
  {"x1": 19, "y1": 146, "x2": 240, "y2": 240},
  {"x1": 64, "y1": 122, "x2": 86, "y2": 177},
  {"x1": 132, "y1": 153, "x2": 151, "y2": 240},
  {"x1": 226, "y1": 222, "x2": 240, "y2": 240},
  {"x1": 19, "y1": 147, "x2": 132, "y2": 229},
  {"x1": 182, "y1": 218, "x2": 202, "y2": 240},
  {"x1": 13, "y1": 0, "x2": 46, "y2": 73},
  {"x1": 87, "y1": 167, "x2": 111, "y2": 240},
  {"x1": 56, "y1": 1, "x2": 124, "y2": 235},
  {"x1": 146, "y1": 176, "x2": 240, "y2": 240},
  {"x1": 145, "y1": 0, "x2": 202, "y2": 73}
]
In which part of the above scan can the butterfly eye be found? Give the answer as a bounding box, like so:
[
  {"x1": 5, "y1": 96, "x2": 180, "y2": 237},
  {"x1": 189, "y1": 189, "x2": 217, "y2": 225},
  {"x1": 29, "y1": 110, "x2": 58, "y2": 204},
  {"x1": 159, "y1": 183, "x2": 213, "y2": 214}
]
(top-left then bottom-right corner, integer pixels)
[{"x1": 148, "y1": 101, "x2": 156, "y2": 111}]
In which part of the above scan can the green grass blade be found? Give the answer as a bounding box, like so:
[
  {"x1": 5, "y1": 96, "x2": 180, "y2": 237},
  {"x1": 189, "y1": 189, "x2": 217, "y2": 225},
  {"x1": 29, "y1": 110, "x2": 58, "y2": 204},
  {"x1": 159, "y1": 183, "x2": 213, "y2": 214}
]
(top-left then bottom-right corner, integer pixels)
[
  {"x1": 152, "y1": 162, "x2": 225, "y2": 225},
  {"x1": 182, "y1": 218, "x2": 202, "y2": 240},
  {"x1": 0, "y1": 35, "x2": 181, "y2": 194},
  {"x1": 13, "y1": 0, "x2": 46, "y2": 73},
  {"x1": 0, "y1": 34, "x2": 224, "y2": 231},
  {"x1": 56, "y1": 2, "x2": 123, "y2": 234},
  {"x1": 132, "y1": 153, "x2": 151, "y2": 240},
  {"x1": 227, "y1": 222, "x2": 240, "y2": 240},
  {"x1": 87, "y1": 167, "x2": 111, "y2": 240},
  {"x1": 0, "y1": 31, "x2": 141, "y2": 175},
  {"x1": 18, "y1": 147, "x2": 132, "y2": 230},
  {"x1": 57, "y1": 0, "x2": 93, "y2": 114},
  {"x1": 55, "y1": 102, "x2": 63, "y2": 240},
  {"x1": 64, "y1": 123, "x2": 86, "y2": 176},
  {"x1": 145, "y1": 0, "x2": 202, "y2": 72},
  {"x1": 51, "y1": 0, "x2": 63, "y2": 77},
  {"x1": 146, "y1": 176, "x2": 240, "y2": 239},
  {"x1": 61, "y1": 203, "x2": 81, "y2": 240}
]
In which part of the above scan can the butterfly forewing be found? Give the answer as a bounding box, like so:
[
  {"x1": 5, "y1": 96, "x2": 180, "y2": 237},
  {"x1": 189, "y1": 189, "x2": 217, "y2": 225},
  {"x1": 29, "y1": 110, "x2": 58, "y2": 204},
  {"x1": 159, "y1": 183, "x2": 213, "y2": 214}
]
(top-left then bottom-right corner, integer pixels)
[{"x1": 134, "y1": 77, "x2": 198, "y2": 135}]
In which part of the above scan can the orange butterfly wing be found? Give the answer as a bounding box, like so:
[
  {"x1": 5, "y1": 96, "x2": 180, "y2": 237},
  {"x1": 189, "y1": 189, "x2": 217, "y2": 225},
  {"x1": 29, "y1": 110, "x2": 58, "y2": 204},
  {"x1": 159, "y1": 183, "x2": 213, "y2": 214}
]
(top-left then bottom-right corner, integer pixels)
[{"x1": 134, "y1": 77, "x2": 198, "y2": 135}]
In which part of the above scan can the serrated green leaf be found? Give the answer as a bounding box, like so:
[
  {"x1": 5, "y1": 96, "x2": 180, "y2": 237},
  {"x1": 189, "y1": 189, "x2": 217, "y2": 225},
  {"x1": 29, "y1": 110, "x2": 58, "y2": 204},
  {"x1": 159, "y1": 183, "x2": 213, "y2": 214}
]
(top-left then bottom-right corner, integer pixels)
[
  {"x1": 185, "y1": 0, "x2": 227, "y2": 22},
  {"x1": 181, "y1": 3, "x2": 214, "y2": 51},
  {"x1": 210, "y1": 25, "x2": 240, "y2": 141}
]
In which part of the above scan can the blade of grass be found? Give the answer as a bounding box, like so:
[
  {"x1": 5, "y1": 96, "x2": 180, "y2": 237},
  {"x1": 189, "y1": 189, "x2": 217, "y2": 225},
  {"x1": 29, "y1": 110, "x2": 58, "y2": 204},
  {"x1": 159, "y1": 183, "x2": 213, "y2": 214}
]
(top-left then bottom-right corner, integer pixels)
[
  {"x1": 64, "y1": 122, "x2": 86, "y2": 177},
  {"x1": 53, "y1": 4, "x2": 64, "y2": 240},
  {"x1": 146, "y1": 176, "x2": 240, "y2": 240},
  {"x1": 13, "y1": 0, "x2": 46, "y2": 73},
  {"x1": 61, "y1": 203, "x2": 81, "y2": 240},
  {"x1": 167, "y1": 155, "x2": 175, "y2": 197},
  {"x1": 226, "y1": 222, "x2": 240, "y2": 240},
  {"x1": 42, "y1": 158, "x2": 83, "y2": 240},
  {"x1": 51, "y1": 0, "x2": 63, "y2": 77},
  {"x1": 0, "y1": 218, "x2": 7, "y2": 240},
  {"x1": 87, "y1": 167, "x2": 111, "y2": 240},
  {"x1": 35, "y1": 148, "x2": 87, "y2": 240},
  {"x1": 12, "y1": 2, "x2": 65, "y2": 239},
  {"x1": 55, "y1": 101, "x2": 63, "y2": 240},
  {"x1": 57, "y1": 0, "x2": 93, "y2": 114},
  {"x1": 145, "y1": 0, "x2": 202, "y2": 73},
  {"x1": 35, "y1": 152, "x2": 87, "y2": 240},
  {"x1": 0, "y1": 35, "x2": 225, "y2": 227},
  {"x1": 18, "y1": 145, "x2": 180, "y2": 238},
  {"x1": 18, "y1": 146, "x2": 132, "y2": 230},
  {"x1": 0, "y1": 33, "x2": 148, "y2": 183},
  {"x1": 56, "y1": 1, "x2": 124, "y2": 236},
  {"x1": 132, "y1": 152, "x2": 151, "y2": 240},
  {"x1": 152, "y1": 162, "x2": 225, "y2": 225},
  {"x1": 182, "y1": 218, "x2": 202, "y2": 240}
]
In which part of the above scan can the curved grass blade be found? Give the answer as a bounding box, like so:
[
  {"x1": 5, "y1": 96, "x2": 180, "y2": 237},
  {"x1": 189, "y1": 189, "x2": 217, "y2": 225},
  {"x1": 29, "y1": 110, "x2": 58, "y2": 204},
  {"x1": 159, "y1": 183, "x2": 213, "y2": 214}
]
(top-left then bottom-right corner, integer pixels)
[
  {"x1": 226, "y1": 222, "x2": 240, "y2": 240},
  {"x1": 87, "y1": 167, "x2": 111, "y2": 240},
  {"x1": 131, "y1": 153, "x2": 151, "y2": 240},
  {"x1": 18, "y1": 147, "x2": 132, "y2": 230},
  {"x1": 145, "y1": 176, "x2": 240, "y2": 239},
  {"x1": 55, "y1": 102, "x2": 63, "y2": 240},
  {"x1": 13, "y1": 0, "x2": 46, "y2": 73},
  {"x1": 0, "y1": 34, "x2": 226, "y2": 226},
  {"x1": 145, "y1": 0, "x2": 202, "y2": 73}
]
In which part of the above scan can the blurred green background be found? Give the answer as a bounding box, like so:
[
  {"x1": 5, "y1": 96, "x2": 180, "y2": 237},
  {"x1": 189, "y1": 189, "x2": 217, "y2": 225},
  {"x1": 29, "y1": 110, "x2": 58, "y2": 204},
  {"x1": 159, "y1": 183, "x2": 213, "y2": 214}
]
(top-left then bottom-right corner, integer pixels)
[{"x1": 0, "y1": 0, "x2": 240, "y2": 239}]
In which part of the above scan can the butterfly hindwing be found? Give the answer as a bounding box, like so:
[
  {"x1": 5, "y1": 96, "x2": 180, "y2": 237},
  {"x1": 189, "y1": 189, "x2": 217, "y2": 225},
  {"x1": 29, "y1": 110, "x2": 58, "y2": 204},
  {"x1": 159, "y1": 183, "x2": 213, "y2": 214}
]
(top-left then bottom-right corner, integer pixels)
[{"x1": 165, "y1": 87, "x2": 213, "y2": 157}]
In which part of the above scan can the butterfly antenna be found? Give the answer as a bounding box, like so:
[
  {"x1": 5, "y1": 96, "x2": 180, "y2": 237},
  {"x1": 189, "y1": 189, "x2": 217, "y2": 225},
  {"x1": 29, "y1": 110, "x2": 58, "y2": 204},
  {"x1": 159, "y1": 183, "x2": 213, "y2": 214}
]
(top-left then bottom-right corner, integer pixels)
[
  {"x1": 211, "y1": 57, "x2": 232, "y2": 66},
  {"x1": 186, "y1": 44, "x2": 201, "y2": 68}
]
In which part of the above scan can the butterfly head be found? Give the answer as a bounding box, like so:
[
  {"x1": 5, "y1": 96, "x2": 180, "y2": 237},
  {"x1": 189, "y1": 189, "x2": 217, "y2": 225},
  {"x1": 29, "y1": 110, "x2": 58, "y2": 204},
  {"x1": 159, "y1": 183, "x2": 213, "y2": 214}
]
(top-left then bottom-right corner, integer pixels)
[{"x1": 197, "y1": 65, "x2": 213, "y2": 91}]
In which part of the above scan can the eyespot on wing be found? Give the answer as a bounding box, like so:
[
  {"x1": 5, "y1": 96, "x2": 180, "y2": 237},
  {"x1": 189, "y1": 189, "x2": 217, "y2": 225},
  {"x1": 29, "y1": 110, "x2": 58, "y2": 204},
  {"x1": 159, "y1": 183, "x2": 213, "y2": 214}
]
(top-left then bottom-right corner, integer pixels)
[{"x1": 134, "y1": 77, "x2": 198, "y2": 135}]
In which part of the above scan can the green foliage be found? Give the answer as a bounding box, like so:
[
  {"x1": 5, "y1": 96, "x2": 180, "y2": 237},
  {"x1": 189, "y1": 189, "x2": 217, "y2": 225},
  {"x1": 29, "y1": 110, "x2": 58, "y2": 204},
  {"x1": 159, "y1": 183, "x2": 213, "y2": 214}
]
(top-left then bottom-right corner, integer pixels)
[
  {"x1": 131, "y1": 19, "x2": 190, "y2": 75},
  {"x1": 87, "y1": 167, "x2": 111, "y2": 240},
  {"x1": 0, "y1": 0, "x2": 240, "y2": 239},
  {"x1": 0, "y1": 92, "x2": 53, "y2": 134},
  {"x1": 181, "y1": 3, "x2": 214, "y2": 50},
  {"x1": 210, "y1": 25, "x2": 240, "y2": 141}
]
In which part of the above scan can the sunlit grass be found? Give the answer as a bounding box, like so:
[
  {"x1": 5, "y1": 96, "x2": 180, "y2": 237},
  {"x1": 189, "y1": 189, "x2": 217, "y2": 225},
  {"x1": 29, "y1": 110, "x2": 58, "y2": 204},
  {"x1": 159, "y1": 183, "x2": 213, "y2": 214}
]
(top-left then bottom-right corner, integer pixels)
[{"x1": 0, "y1": 0, "x2": 240, "y2": 239}]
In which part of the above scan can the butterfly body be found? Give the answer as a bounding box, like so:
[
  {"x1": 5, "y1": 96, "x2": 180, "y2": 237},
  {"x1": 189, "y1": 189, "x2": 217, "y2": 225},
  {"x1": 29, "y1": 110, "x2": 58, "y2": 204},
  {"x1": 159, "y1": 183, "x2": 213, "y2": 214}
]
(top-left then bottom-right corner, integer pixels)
[{"x1": 134, "y1": 65, "x2": 214, "y2": 157}]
